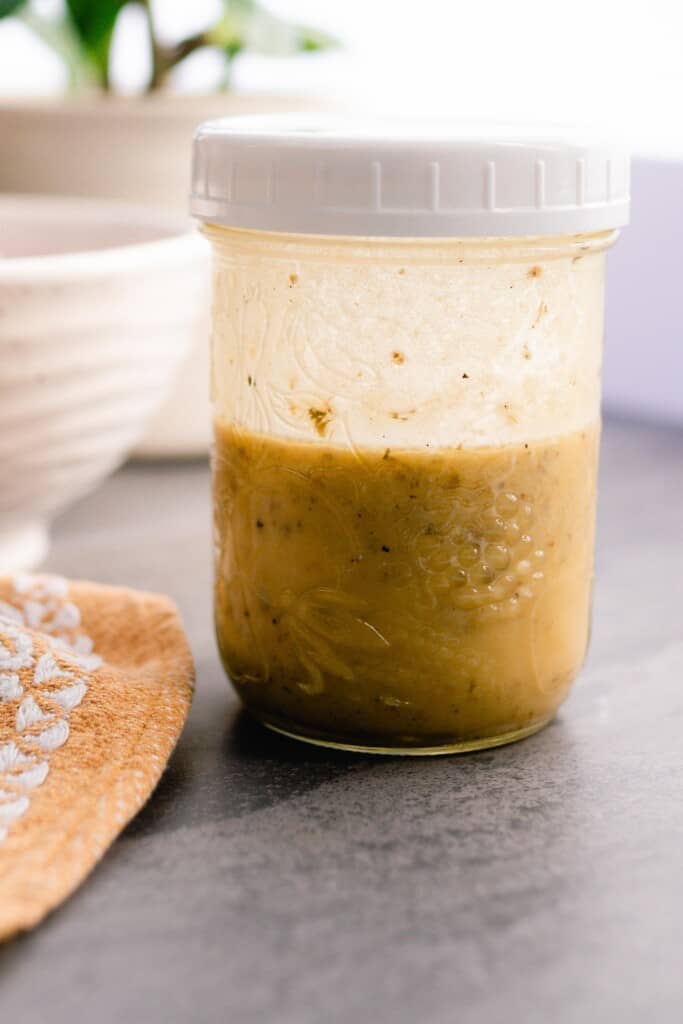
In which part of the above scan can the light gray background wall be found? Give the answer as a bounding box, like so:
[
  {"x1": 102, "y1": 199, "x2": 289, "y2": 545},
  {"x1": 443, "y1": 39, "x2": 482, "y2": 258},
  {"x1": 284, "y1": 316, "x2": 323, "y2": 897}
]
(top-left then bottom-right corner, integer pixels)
[{"x1": 604, "y1": 159, "x2": 683, "y2": 427}]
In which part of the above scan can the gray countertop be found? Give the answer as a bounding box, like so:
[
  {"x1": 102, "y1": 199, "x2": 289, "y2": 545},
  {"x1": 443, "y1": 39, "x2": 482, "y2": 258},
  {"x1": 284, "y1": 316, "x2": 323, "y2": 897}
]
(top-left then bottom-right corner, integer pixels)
[{"x1": 2, "y1": 416, "x2": 682, "y2": 1024}]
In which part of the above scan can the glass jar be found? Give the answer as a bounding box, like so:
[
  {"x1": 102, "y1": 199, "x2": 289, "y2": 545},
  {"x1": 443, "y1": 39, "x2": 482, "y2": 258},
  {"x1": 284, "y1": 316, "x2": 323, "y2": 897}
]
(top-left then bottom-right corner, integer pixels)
[{"x1": 192, "y1": 117, "x2": 629, "y2": 754}]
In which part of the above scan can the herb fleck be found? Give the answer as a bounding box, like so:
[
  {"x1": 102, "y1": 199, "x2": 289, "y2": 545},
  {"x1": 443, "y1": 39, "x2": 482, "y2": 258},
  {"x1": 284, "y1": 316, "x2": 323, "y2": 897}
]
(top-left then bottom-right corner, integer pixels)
[
  {"x1": 532, "y1": 301, "x2": 548, "y2": 328},
  {"x1": 308, "y1": 405, "x2": 333, "y2": 436},
  {"x1": 390, "y1": 409, "x2": 415, "y2": 421}
]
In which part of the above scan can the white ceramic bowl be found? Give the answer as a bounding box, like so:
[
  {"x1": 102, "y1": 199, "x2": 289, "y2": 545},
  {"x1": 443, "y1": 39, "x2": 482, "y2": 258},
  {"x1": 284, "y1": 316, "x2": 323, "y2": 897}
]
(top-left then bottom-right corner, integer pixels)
[{"x1": 0, "y1": 195, "x2": 208, "y2": 571}]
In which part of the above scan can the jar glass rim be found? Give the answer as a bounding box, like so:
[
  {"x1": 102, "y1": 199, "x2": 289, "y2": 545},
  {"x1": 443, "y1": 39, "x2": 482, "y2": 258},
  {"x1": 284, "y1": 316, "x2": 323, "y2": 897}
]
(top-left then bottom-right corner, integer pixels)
[{"x1": 200, "y1": 223, "x2": 618, "y2": 265}]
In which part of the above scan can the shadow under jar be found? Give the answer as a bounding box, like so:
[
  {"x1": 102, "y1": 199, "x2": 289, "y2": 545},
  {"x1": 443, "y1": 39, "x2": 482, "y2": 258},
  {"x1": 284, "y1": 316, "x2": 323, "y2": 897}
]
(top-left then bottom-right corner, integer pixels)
[{"x1": 191, "y1": 116, "x2": 629, "y2": 754}]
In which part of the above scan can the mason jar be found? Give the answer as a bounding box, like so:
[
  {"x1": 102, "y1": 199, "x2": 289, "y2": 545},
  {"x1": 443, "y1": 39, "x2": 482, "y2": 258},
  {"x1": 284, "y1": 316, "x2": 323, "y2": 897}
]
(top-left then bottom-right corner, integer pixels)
[{"x1": 191, "y1": 116, "x2": 629, "y2": 754}]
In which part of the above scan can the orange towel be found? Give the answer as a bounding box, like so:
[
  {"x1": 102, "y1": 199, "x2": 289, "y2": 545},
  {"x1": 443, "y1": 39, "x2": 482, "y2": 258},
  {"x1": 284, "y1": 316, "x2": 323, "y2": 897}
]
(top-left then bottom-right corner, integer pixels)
[{"x1": 0, "y1": 574, "x2": 193, "y2": 940}]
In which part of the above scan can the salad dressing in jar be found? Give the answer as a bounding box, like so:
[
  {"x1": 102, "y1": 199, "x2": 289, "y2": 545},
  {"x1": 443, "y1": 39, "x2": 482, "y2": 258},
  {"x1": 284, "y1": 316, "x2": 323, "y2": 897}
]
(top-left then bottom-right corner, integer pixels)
[{"x1": 191, "y1": 117, "x2": 629, "y2": 753}]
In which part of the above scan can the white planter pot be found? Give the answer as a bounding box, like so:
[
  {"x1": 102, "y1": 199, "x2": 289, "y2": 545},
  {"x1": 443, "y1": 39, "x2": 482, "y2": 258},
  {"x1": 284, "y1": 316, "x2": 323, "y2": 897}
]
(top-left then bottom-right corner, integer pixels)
[
  {"x1": 0, "y1": 195, "x2": 207, "y2": 570},
  {"x1": 0, "y1": 93, "x2": 318, "y2": 206},
  {"x1": 0, "y1": 93, "x2": 325, "y2": 457}
]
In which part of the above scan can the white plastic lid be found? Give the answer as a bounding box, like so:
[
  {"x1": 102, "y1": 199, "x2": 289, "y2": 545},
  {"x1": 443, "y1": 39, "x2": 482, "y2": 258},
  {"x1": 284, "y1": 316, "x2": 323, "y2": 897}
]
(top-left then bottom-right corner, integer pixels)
[{"x1": 190, "y1": 114, "x2": 629, "y2": 238}]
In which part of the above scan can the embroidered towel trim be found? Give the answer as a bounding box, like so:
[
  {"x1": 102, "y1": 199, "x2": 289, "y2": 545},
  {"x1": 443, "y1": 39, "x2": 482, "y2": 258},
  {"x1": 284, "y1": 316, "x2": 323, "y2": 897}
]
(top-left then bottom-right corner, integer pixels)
[{"x1": 0, "y1": 574, "x2": 194, "y2": 941}]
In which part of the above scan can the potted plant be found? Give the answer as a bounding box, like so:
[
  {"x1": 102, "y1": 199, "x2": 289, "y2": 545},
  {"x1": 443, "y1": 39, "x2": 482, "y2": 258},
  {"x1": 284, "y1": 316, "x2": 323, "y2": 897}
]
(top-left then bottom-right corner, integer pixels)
[
  {"x1": 0, "y1": 0, "x2": 337, "y2": 456},
  {"x1": 0, "y1": 0, "x2": 336, "y2": 206}
]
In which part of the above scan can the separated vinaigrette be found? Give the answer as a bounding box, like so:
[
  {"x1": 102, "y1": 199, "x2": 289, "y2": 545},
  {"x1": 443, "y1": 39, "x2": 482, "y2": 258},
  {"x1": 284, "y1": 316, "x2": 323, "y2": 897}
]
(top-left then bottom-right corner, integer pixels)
[{"x1": 214, "y1": 419, "x2": 599, "y2": 751}]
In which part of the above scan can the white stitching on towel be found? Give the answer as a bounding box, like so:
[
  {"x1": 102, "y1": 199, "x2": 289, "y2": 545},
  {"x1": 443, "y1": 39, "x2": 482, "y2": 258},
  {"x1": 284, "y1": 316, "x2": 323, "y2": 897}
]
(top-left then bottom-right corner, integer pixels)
[{"x1": 0, "y1": 576, "x2": 98, "y2": 844}]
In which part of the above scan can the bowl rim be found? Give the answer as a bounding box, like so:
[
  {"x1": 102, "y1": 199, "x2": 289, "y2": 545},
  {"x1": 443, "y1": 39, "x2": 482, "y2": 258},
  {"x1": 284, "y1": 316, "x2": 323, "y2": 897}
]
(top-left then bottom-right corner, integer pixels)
[{"x1": 0, "y1": 194, "x2": 204, "y2": 280}]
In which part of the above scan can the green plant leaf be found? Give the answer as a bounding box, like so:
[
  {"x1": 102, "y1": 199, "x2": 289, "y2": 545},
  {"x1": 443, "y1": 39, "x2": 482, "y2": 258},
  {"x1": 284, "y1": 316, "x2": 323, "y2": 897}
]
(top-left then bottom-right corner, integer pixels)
[
  {"x1": 298, "y1": 31, "x2": 334, "y2": 53},
  {"x1": 208, "y1": 0, "x2": 338, "y2": 61},
  {"x1": 0, "y1": 0, "x2": 26, "y2": 19},
  {"x1": 18, "y1": 7, "x2": 99, "y2": 92},
  {"x1": 207, "y1": 11, "x2": 245, "y2": 55},
  {"x1": 64, "y1": 0, "x2": 128, "y2": 86}
]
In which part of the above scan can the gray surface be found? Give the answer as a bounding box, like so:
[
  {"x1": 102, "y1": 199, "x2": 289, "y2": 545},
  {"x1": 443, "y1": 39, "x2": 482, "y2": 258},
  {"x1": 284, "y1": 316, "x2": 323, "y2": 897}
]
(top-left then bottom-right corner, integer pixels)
[{"x1": 1, "y1": 417, "x2": 682, "y2": 1024}]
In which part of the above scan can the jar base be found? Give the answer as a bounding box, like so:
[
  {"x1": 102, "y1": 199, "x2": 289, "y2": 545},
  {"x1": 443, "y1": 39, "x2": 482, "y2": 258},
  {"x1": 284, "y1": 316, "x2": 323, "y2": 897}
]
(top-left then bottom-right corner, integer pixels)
[{"x1": 254, "y1": 714, "x2": 553, "y2": 757}]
